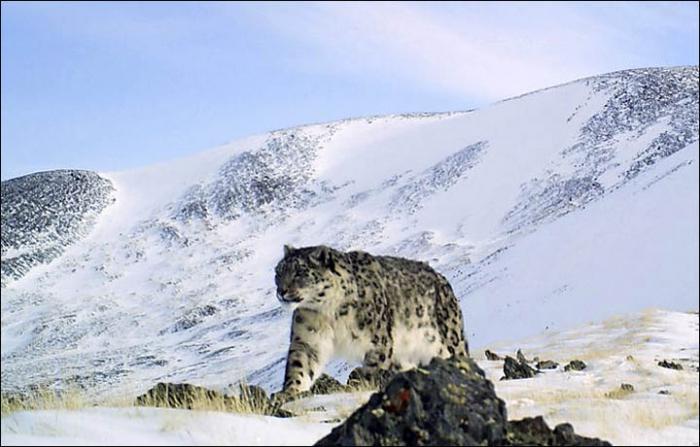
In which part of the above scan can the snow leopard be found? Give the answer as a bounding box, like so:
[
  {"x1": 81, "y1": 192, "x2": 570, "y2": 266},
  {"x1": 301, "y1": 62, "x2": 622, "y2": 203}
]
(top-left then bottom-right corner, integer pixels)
[{"x1": 274, "y1": 244, "x2": 469, "y2": 397}]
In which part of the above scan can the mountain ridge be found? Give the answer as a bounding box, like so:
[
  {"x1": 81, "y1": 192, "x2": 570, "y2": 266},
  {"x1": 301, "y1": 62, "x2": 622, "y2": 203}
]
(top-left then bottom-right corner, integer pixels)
[{"x1": 1, "y1": 65, "x2": 697, "y2": 398}]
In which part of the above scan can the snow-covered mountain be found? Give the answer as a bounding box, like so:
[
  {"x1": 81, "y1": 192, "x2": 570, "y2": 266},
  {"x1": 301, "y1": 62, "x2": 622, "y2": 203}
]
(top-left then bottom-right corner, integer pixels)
[{"x1": 1, "y1": 66, "x2": 698, "y2": 399}]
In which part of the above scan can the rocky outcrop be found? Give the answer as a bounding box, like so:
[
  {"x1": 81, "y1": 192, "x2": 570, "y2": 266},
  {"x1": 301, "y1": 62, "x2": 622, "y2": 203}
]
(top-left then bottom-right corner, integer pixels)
[
  {"x1": 486, "y1": 349, "x2": 504, "y2": 360},
  {"x1": 658, "y1": 360, "x2": 683, "y2": 370},
  {"x1": 564, "y1": 360, "x2": 587, "y2": 372},
  {"x1": 516, "y1": 349, "x2": 531, "y2": 364},
  {"x1": 311, "y1": 374, "x2": 351, "y2": 394},
  {"x1": 503, "y1": 416, "x2": 611, "y2": 446},
  {"x1": 135, "y1": 382, "x2": 293, "y2": 417},
  {"x1": 174, "y1": 129, "x2": 331, "y2": 224},
  {"x1": 314, "y1": 357, "x2": 610, "y2": 446},
  {"x1": 536, "y1": 360, "x2": 559, "y2": 370},
  {"x1": 315, "y1": 357, "x2": 507, "y2": 446},
  {"x1": 502, "y1": 355, "x2": 538, "y2": 380},
  {"x1": 1, "y1": 170, "x2": 114, "y2": 286}
]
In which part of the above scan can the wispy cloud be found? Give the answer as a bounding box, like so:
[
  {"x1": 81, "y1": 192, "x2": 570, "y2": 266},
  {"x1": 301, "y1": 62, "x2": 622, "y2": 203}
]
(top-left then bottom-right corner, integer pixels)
[
  {"x1": 240, "y1": 2, "x2": 698, "y2": 102},
  {"x1": 14, "y1": 2, "x2": 696, "y2": 103}
]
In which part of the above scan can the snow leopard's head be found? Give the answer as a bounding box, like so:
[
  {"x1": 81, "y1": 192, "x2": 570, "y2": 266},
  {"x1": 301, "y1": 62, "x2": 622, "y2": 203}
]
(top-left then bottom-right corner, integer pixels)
[{"x1": 274, "y1": 245, "x2": 342, "y2": 307}]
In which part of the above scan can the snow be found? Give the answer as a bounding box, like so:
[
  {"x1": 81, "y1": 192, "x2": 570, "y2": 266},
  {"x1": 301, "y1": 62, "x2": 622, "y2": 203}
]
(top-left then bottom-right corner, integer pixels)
[
  {"x1": 458, "y1": 141, "x2": 699, "y2": 345},
  {"x1": 0, "y1": 407, "x2": 331, "y2": 446},
  {"x1": 480, "y1": 309, "x2": 699, "y2": 446},
  {"x1": 2, "y1": 309, "x2": 696, "y2": 446}
]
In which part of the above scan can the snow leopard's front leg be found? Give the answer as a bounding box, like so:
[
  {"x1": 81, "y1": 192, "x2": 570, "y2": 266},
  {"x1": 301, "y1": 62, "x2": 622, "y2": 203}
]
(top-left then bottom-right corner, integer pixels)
[{"x1": 282, "y1": 308, "x2": 333, "y2": 396}]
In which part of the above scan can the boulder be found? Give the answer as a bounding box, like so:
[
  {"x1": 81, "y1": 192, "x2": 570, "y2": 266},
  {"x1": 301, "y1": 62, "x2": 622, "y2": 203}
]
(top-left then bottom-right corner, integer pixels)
[
  {"x1": 516, "y1": 349, "x2": 531, "y2": 364},
  {"x1": 315, "y1": 357, "x2": 610, "y2": 446},
  {"x1": 564, "y1": 360, "x2": 587, "y2": 372},
  {"x1": 311, "y1": 374, "x2": 351, "y2": 394},
  {"x1": 135, "y1": 382, "x2": 221, "y2": 409},
  {"x1": 535, "y1": 360, "x2": 559, "y2": 370},
  {"x1": 502, "y1": 356, "x2": 537, "y2": 380},
  {"x1": 657, "y1": 360, "x2": 683, "y2": 370},
  {"x1": 503, "y1": 416, "x2": 611, "y2": 446},
  {"x1": 485, "y1": 349, "x2": 503, "y2": 360},
  {"x1": 135, "y1": 382, "x2": 293, "y2": 417},
  {"x1": 316, "y1": 357, "x2": 507, "y2": 446}
]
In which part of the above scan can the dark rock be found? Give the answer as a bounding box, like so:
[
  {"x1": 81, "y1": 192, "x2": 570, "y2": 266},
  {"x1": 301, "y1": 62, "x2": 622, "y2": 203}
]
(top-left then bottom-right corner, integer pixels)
[
  {"x1": 237, "y1": 383, "x2": 274, "y2": 412},
  {"x1": 516, "y1": 349, "x2": 531, "y2": 364},
  {"x1": 536, "y1": 360, "x2": 559, "y2": 370},
  {"x1": 564, "y1": 360, "x2": 587, "y2": 372},
  {"x1": 620, "y1": 383, "x2": 634, "y2": 392},
  {"x1": 135, "y1": 382, "x2": 220, "y2": 409},
  {"x1": 658, "y1": 390, "x2": 671, "y2": 395},
  {"x1": 315, "y1": 357, "x2": 610, "y2": 446},
  {"x1": 502, "y1": 416, "x2": 611, "y2": 446},
  {"x1": 135, "y1": 382, "x2": 293, "y2": 417},
  {"x1": 316, "y1": 357, "x2": 508, "y2": 446},
  {"x1": 485, "y1": 349, "x2": 503, "y2": 361},
  {"x1": 346, "y1": 367, "x2": 395, "y2": 390},
  {"x1": 311, "y1": 374, "x2": 350, "y2": 394},
  {"x1": 658, "y1": 360, "x2": 683, "y2": 370},
  {"x1": 502, "y1": 356, "x2": 537, "y2": 380}
]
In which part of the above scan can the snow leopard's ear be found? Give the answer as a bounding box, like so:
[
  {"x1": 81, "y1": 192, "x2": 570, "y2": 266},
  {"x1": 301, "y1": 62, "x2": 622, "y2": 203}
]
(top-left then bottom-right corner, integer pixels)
[
  {"x1": 284, "y1": 244, "x2": 295, "y2": 256},
  {"x1": 314, "y1": 246, "x2": 331, "y2": 265},
  {"x1": 314, "y1": 246, "x2": 341, "y2": 276}
]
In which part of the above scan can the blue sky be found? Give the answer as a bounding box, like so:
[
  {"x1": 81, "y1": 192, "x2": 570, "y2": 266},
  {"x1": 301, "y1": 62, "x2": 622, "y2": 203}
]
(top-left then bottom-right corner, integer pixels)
[{"x1": 1, "y1": 1, "x2": 698, "y2": 180}]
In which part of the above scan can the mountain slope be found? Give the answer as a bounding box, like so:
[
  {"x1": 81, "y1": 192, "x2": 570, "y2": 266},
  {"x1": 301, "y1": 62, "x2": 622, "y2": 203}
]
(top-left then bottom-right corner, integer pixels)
[
  {"x1": 0, "y1": 170, "x2": 114, "y2": 287},
  {"x1": 1, "y1": 66, "x2": 698, "y2": 398}
]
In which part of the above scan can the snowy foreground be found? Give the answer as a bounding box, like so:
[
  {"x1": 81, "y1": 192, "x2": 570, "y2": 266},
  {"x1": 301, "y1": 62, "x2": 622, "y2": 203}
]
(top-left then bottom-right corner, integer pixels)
[{"x1": 2, "y1": 309, "x2": 697, "y2": 446}]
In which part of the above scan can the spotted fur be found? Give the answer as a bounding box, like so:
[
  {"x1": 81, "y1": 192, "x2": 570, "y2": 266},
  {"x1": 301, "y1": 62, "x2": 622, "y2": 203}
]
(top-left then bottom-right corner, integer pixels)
[{"x1": 274, "y1": 244, "x2": 469, "y2": 395}]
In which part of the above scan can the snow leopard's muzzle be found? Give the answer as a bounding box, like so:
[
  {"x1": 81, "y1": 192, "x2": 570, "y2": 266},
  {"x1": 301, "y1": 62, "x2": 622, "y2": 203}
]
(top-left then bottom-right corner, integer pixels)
[{"x1": 277, "y1": 288, "x2": 303, "y2": 304}]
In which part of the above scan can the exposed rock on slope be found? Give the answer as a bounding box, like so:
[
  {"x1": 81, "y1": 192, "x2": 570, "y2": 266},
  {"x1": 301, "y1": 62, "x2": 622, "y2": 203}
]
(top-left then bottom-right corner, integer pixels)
[
  {"x1": 502, "y1": 355, "x2": 538, "y2": 380},
  {"x1": 135, "y1": 382, "x2": 293, "y2": 418},
  {"x1": 1, "y1": 170, "x2": 114, "y2": 287}
]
